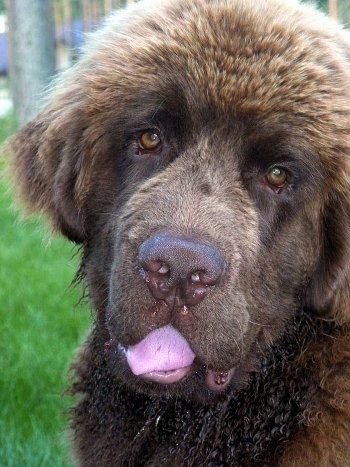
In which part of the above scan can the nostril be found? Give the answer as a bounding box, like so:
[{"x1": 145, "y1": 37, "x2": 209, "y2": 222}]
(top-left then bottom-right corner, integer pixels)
[
  {"x1": 144, "y1": 260, "x2": 170, "y2": 274},
  {"x1": 189, "y1": 270, "x2": 217, "y2": 286},
  {"x1": 140, "y1": 268, "x2": 171, "y2": 300},
  {"x1": 158, "y1": 263, "x2": 170, "y2": 275},
  {"x1": 190, "y1": 271, "x2": 201, "y2": 283},
  {"x1": 139, "y1": 261, "x2": 170, "y2": 285}
]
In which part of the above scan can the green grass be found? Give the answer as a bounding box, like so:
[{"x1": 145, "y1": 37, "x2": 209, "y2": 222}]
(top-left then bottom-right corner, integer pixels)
[{"x1": 0, "y1": 114, "x2": 91, "y2": 466}]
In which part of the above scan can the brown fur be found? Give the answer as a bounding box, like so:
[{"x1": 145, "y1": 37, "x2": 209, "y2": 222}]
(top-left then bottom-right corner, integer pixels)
[{"x1": 8, "y1": 0, "x2": 350, "y2": 465}]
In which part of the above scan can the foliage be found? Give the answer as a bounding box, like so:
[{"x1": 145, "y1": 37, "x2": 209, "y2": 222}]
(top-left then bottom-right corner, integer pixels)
[{"x1": 318, "y1": 0, "x2": 328, "y2": 9}]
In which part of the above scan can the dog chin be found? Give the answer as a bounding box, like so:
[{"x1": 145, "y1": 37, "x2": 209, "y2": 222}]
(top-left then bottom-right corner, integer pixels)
[
  {"x1": 124, "y1": 368, "x2": 247, "y2": 404},
  {"x1": 104, "y1": 339, "x2": 250, "y2": 402}
]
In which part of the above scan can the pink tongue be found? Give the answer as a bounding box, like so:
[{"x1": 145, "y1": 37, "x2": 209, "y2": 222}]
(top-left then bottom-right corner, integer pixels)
[{"x1": 126, "y1": 325, "x2": 195, "y2": 376}]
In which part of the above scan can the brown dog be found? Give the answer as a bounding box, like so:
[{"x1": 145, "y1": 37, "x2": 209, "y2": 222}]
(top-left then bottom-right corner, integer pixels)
[{"x1": 9, "y1": 0, "x2": 350, "y2": 465}]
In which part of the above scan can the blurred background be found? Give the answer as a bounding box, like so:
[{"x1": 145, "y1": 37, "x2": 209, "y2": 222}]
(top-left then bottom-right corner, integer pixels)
[{"x1": 0, "y1": 0, "x2": 349, "y2": 466}]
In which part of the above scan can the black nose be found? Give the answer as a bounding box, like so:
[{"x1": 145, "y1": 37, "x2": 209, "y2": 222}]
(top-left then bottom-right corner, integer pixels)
[{"x1": 138, "y1": 233, "x2": 225, "y2": 307}]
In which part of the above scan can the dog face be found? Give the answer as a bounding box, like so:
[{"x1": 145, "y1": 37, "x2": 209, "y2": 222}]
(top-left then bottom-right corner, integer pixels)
[{"x1": 9, "y1": 0, "x2": 350, "y2": 401}]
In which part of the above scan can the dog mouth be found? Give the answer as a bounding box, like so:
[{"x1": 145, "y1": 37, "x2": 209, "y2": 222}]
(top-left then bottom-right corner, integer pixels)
[{"x1": 105, "y1": 325, "x2": 236, "y2": 392}]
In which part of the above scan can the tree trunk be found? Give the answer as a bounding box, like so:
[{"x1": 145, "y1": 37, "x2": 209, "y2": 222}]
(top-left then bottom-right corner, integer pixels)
[
  {"x1": 328, "y1": 0, "x2": 338, "y2": 19},
  {"x1": 6, "y1": 0, "x2": 55, "y2": 126}
]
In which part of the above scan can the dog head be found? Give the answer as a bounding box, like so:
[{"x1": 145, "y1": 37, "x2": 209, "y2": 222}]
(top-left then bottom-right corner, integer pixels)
[{"x1": 9, "y1": 0, "x2": 350, "y2": 400}]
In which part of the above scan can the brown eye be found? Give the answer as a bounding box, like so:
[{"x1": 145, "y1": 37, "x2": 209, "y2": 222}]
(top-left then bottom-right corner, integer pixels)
[
  {"x1": 139, "y1": 130, "x2": 161, "y2": 151},
  {"x1": 266, "y1": 167, "x2": 288, "y2": 188}
]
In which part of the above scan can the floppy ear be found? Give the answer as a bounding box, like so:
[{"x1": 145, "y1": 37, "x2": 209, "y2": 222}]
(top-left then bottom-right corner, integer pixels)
[
  {"x1": 8, "y1": 84, "x2": 90, "y2": 243},
  {"x1": 306, "y1": 188, "x2": 350, "y2": 323}
]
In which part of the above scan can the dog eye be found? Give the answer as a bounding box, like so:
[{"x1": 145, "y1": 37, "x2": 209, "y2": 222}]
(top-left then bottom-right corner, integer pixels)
[
  {"x1": 266, "y1": 167, "x2": 288, "y2": 188},
  {"x1": 138, "y1": 130, "x2": 162, "y2": 152}
]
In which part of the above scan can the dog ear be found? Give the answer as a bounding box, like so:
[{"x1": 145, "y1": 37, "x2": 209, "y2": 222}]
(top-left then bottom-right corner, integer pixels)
[
  {"x1": 8, "y1": 84, "x2": 90, "y2": 243},
  {"x1": 306, "y1": 189, "x2": 350, "y2": 323}
]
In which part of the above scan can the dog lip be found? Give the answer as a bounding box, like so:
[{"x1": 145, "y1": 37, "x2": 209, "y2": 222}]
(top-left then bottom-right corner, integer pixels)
[
  {"x1": 205, "y1": 368, "x2": 236, "y2": 392},
  {"x1": 107, "y1": 340, "x2": 236, "y2": 390},
  {"x1": 106, "y1": 339, "x2": 236, "y2": 391},
  {"x1": 139, "y1": 365, "x2": 192, "y2": 384}
]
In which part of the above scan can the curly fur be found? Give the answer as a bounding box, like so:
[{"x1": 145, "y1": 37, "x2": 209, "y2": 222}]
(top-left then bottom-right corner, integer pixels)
[{"x1": 70, "y1": 310, "x2": 345, "y2": 466}]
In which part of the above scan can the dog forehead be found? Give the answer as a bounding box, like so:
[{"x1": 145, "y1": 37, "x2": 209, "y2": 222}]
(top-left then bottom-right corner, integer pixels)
[{"x1": 78, "y1": 0, "x2": 350, "y2": 124}]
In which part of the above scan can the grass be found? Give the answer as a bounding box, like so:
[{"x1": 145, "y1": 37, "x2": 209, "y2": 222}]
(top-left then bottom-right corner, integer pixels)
[{"x1": 0, "y1": 113, "x2": 91, "y2": 466}]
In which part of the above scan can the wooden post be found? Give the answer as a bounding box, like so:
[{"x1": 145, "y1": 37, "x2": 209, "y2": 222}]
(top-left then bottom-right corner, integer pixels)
[
  {"x1": 104, "y1": 0, "x2": 113, "y2": 14},
  {"x1": 6, "y1": 0, "x2": 55, "y2": 126},
  {"x1": 328, "y1": 0, "x2": 338, "y2": 19}
]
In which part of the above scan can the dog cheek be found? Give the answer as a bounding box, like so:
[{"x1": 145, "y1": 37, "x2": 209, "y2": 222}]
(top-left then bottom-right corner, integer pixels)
[{"x1": 189, "y1": 291, "x2": 251, "y2": 369}]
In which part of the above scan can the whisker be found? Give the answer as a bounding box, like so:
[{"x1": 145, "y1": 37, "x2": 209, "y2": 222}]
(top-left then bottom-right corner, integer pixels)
[
  {"x1": 232, "y1": 316, "x2": 244, "y2": 357},
  {"x1": 248, "y1": 320, "x2": 271, "y2": 327}
]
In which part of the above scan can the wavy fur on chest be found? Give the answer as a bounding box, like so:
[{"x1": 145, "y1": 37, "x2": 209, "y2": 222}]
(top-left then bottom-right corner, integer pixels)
[{"x1": 70, "y1": 310, "x2": 336, "y2": 466}]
